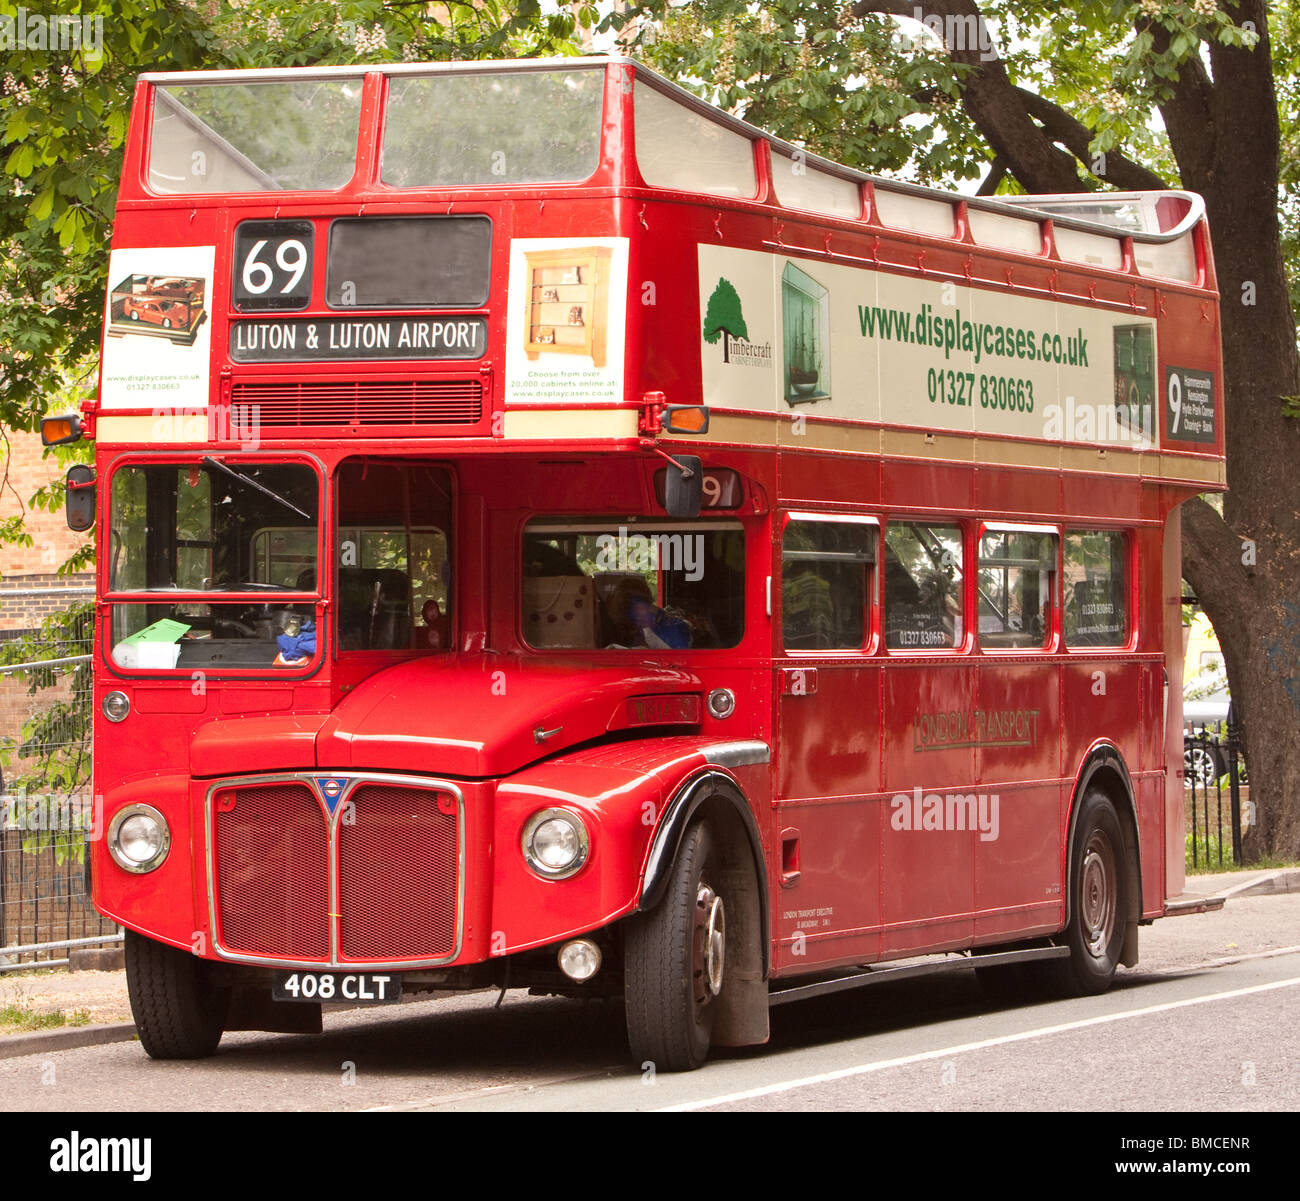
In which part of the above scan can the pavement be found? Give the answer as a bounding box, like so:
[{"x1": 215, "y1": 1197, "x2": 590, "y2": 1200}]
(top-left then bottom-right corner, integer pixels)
[{"x1": 1, "y1": 867, "x2": 1296, "y2": 1062}]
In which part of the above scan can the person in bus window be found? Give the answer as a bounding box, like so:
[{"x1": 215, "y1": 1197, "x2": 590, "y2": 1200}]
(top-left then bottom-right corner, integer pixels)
[{"x1": 606, "y1": 578, "x2": 690, "y2": 649}]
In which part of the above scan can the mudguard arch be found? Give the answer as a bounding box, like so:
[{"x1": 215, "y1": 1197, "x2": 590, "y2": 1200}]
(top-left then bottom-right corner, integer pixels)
[
  {"x1": 1065, "y1": 743, "x2": 1142, "y2": 932},
  {"x1": 637, "y1": 769, "x2": 770, "y2": 976}
]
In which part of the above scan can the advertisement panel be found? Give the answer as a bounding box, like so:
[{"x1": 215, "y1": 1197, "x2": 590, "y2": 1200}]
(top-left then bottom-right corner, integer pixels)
[{"x1": 698, "y1": 245, "x2": 1164, "y2": 447}]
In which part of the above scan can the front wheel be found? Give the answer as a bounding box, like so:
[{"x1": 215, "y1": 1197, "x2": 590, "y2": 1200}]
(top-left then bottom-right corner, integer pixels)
[
  {"x1": 124, "y1": 929, "x2": 229, "y2": 1059},
  {"x1": 625, "y1": 820, "x2": 727, "y2": 1072},
  {"x1": 1049, "y1": 790, "x2": 1128, "y2": 996}
]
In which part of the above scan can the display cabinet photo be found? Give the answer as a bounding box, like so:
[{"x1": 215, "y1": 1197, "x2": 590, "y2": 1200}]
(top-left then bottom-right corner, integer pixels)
[{"x1": 523, "y1": 246, "x2": 611, "y2": 367}]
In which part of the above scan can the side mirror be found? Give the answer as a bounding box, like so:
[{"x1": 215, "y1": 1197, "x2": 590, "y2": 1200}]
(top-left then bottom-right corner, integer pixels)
[
  {"x1": 66, "y1": 465, "x2": 95, "y2": 532},
  {"x1": 663, "y1": 455, "x2": 702, "y2": 519}
]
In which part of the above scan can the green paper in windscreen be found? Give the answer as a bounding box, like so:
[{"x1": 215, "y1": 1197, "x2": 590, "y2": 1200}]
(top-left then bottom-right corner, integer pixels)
[{"x1": 118, "y1": 618, "x2": 191, "y2": 646}]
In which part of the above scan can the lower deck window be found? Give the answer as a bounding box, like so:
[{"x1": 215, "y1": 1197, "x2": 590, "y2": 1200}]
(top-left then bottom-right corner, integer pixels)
[
  {"x1": 1064, "y1": 530, "x2": 1129, "y2": 646},
  {"x1": 522, "y1": 520, "x2": 745, "y2": 650},
  {"x1": 978, "y1": 528, "x2": 1057, "y2": 650},
  {"x1": 885, "y1": 522, "x2": 964, "y2": 649}
]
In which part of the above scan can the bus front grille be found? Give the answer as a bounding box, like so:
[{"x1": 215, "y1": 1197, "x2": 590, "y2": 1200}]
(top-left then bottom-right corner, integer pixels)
[
  {"x1": 211, "y1": 777, "x2": 461, "y2": 966},
  {"x1": 215, "y1": 783, "x2": 330, "y2": 961},
  {"x1": 338, "y1": 785, "x2": 459, "y2": 960}
]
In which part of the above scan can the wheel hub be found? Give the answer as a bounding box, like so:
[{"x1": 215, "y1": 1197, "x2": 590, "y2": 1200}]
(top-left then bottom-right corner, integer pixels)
[
  {"x1": 693, "y1": 885, "x2": 725, "y2": 1004},
  {"x1": 1080, "y1": 833, "x2": 1116, "y2": 958}
]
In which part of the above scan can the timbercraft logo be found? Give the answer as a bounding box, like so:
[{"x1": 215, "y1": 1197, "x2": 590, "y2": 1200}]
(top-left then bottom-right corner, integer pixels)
[{"x1": 701, "y1": 276, "x2": 773, "y2": 368}]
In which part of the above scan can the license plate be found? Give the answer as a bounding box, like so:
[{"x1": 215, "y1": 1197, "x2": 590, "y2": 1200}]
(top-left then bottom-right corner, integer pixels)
[{"x1": 272, "y1": 971, "x2": 402, "y2": 1005}]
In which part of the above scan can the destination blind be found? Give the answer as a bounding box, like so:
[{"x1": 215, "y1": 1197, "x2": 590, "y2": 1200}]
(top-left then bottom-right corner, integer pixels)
[{"x1": 229, "y1": 316, "x2": 488, "y2": 362}]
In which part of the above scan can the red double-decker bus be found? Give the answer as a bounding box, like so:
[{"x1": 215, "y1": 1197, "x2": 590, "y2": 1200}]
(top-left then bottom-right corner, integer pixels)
[{"x1": 51, "y1": 56, "x2": 1225, "y2": 1071}]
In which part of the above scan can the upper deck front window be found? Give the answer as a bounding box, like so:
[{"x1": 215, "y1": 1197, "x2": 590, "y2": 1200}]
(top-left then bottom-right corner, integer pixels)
[
  {"x1": 148, "y1": 79, "x2": 364, "y2": 194},
  {"x1": 381, "y1": 68, "x2": 605, "y2": 187}
]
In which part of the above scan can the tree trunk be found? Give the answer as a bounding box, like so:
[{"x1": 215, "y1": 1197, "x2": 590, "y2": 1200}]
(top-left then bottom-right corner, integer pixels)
[{"x1": 1168, "y1": 4, "x2": 1300, "y2": 860}]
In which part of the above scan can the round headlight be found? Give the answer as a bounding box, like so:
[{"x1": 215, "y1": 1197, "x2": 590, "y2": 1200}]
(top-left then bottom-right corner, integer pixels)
[
  {"x1": 107, "y1": 804, "x2": 170, "y2": 874},
  {"x1": 521, "y1": 808, "x2": 589, "y2": 880},
  {"x1": 102, "y1": 691, "x2": 130, "y2": 723},
  {"x1": 558, "y1": 939, "x2": 602, "y2": 982}
]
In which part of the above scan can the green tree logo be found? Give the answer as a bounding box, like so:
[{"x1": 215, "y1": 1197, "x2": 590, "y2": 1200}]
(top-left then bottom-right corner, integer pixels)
[{"x1": 702, "y1": 277, "x2": 749, "y2": 363}]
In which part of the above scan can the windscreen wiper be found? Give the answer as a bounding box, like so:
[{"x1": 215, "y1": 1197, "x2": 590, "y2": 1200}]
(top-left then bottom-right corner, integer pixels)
[{"x1": 202, "y1": 456, "x2": 311, "y2": 521}]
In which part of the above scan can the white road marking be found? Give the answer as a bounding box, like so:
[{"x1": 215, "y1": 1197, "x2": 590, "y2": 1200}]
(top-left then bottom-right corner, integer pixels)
[
  {"x1": 361, "y1": 945, "x2": 1300, "y2": 1112},
  {"x1": 660, "y1": 974, "x2": 1300, "y2": 1112}
]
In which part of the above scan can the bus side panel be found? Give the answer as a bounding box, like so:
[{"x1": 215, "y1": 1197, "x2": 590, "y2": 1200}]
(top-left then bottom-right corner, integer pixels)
[
  {"x1": 973, "y1": 660, "x2": 1063, "y2": 942},
  {"x1": 1139, "y1": 663, "x2": 1168, "y2": 917},
  {"x1": 772, "y1": 660, "x2": 883, "y2": 973},
  {"x1": 879, "y1": 661, "x2": 977, "y2": 955}
]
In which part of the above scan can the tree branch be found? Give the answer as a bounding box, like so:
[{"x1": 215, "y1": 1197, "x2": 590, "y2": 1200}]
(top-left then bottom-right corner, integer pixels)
[
  {"x1": 1180, "y1": 497, "x2": 1245, "y2": 619},
  {"x1": 976, "y1": 155, "x2": 1007, "y2": 195},
  {"x1": 1014, "y1": 87, "x2": 1169, "y2": 191},
  {"x1": 849, "y1": 0, "x2": 1088, "y2": 193},
  {"x1": 1142, "y1": 15, "x2": 1215, "y2": 188}
]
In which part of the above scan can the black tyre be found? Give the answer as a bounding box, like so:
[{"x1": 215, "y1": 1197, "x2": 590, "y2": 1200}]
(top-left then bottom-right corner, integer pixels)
[
  {"x1": 124, "y1": 929, "x2": 229, "y2": 1059},
  {"x1": 1048, "y1": 790, "x2": 1127, "y2": 996},
  {"x1": 625, "y1": 820, "x2": 727, "y2": 1072}
]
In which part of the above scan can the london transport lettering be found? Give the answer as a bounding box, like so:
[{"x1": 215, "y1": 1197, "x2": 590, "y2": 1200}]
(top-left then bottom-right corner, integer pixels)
[{"x1": 913, "y1": 708, "x2": 1043, "y2": 751}]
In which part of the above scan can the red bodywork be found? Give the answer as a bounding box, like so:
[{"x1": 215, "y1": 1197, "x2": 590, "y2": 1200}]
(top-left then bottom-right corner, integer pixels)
[{"x1": 89, "y1": 60, "x2": 1224, "y2": 989}]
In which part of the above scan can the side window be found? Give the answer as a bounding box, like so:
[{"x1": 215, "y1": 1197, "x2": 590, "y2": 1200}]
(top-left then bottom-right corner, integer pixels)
[
  {"x1": 521, "y1": 520, "x2": 745, "y2": 651},
  {"x1": 782, "y1": 518, "x2": 875, "y2": 650},
  {"x1": 884, "y1": 522, "x2": 964, "y2": 650},
  {"x1": 1064, "y1": 530, "x2": 1129, "y2": 647},
  {"x1": 978, "y1": 528, "x2": 1057, "y2": 650},
  {"x1": 335, "y1": 461, "x2": 453, "y2": 652}
]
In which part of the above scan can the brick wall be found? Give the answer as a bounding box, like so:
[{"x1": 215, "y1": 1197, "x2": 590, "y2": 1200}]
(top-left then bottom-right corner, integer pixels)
[{"x1": 0, "y1": 429, "x2": 94, "y2": 631}]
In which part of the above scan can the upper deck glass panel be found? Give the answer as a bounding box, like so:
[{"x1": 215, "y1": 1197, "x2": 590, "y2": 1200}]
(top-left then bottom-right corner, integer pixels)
[
  {"x1": 381, "y1": 68, "x2": 605, "y2": 187},
  {"x1": 149, "y1": 79, "x2": 364, "y2": 194}
]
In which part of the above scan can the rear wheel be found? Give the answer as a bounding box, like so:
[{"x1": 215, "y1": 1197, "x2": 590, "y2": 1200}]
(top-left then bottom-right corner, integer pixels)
[
  {"x1": 625, "y1": 820, "x2": 727, "y2": 1072},
  {"x1": 1049, "y1": 790, "x2": 1127, "y2": 996},
  {"x1": 124, "y1": 929, "x2": 229, "y2": 1059}
]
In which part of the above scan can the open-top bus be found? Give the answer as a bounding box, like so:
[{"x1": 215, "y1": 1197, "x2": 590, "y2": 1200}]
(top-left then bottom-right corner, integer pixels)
[{"x1": 49, "y1": 56, "x2": 1225, "y2": 1071}]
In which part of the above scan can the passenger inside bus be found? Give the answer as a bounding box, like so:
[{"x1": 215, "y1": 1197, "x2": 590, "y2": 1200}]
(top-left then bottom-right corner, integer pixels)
[{"x1": 603, "y1": 577, "x2": 691, "y2": 649}]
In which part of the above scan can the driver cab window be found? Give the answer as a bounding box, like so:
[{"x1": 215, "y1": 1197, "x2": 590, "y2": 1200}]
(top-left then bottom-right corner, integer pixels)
[
  {"x1": 107, "y1": 460, "x2": 319, "y2": 670},
  {"x1": 334, "y1": 460, "x2": 453, "y2": 651}
]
